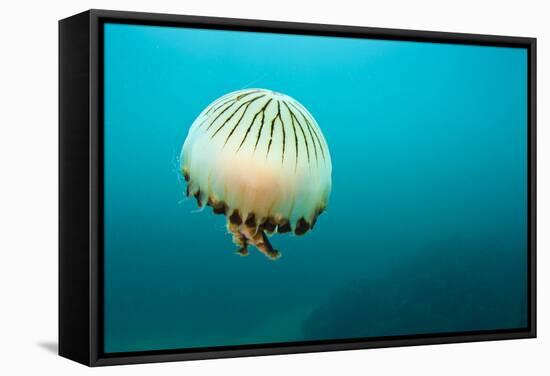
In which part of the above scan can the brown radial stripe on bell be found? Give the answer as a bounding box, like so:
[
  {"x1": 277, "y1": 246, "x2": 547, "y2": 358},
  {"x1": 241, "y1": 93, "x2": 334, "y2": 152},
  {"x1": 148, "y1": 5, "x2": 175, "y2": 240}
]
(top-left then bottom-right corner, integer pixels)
[
  {"x1": 229, "y1": 209, "x2": 243, "y2": 225},
  {"x1": 182, "y1": 169, "x2": 190, "y2": 182},
  {"x1": 277, "y1": 218, "x2": 291, "y2": 233},
  {"x1": 245, "y1": 213, "x2": 257, "y2": 227},
  {"x1": 261, "y1": 217, "x2": 277, "y2": 233},
  {"x1": 185, "y1": 184, "x2": 190, "y2": 197},
  {"x1": 294, "y1": 217, "x2": 311, "y2": 235}
]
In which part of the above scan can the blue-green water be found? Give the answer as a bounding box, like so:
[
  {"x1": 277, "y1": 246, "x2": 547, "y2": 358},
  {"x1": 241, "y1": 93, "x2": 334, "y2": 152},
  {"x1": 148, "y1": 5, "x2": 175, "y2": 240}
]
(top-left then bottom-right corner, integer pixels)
[{"x1": 103, "y1": 23, "x2": 528, "y2": 353}]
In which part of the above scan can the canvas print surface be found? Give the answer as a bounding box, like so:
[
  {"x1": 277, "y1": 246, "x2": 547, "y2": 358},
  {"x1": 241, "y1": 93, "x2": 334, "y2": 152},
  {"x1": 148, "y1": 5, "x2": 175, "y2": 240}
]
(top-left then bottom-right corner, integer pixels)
[{"x1": 103, "y1": 23, "x2": 528, "y2": 353}]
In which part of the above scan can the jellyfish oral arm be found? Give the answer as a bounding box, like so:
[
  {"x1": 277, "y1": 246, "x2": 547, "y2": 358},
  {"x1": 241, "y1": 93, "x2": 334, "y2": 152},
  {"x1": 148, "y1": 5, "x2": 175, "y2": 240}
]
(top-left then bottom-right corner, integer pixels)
[{"x1": 227, "y1": 221, "x2": 280, "y2": 260}]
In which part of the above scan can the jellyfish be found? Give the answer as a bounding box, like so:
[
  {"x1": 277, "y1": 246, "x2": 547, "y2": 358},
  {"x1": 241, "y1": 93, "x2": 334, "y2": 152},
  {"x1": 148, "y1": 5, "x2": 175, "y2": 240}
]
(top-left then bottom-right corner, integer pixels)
[{"x1": 180, "y1": 88, "x2": 332, "y2": 260}]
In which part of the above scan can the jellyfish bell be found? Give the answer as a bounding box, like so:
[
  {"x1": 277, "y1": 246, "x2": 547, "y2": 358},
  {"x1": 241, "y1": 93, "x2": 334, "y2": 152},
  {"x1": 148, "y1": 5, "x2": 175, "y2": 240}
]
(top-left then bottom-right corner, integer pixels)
[{"x1": 180, "y1": 88, "x2": 332, "y2": 260}]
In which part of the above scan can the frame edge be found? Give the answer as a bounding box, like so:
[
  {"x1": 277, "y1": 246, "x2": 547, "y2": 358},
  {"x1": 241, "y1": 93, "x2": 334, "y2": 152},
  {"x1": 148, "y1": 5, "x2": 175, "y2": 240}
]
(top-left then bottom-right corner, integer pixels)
[
  {"x1": 59, "y1": 10, "x2": 93, "y2": 366},
  {"x1": 72, "y1": 8, "x2": 537, "y2": 366}
]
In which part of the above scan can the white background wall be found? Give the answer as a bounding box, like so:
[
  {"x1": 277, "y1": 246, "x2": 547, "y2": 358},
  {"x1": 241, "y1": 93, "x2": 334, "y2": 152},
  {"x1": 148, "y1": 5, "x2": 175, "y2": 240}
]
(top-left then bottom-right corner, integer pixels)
[{"x1": 0, "y1": 0, "x2": 547, "y2": 374}]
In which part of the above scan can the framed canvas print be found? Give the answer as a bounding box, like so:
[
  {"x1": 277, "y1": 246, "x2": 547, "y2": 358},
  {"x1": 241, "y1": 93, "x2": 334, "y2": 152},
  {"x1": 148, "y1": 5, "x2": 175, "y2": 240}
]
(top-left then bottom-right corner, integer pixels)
[{"x1": 59, "y1": 9, "x2": 536, "y2": 366}]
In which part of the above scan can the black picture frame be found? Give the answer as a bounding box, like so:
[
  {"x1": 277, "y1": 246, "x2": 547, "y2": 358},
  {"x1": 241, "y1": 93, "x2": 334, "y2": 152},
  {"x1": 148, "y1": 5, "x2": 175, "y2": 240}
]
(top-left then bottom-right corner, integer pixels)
[{"x1": 59, "y1": 9, "x2": 537, "y2": 367}]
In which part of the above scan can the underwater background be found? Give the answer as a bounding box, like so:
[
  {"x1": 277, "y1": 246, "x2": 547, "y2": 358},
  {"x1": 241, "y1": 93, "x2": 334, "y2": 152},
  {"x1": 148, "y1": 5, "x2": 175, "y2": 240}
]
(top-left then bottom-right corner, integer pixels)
[{"x1": 103, "y1": 23, "x2": 528, "y2": 353}]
